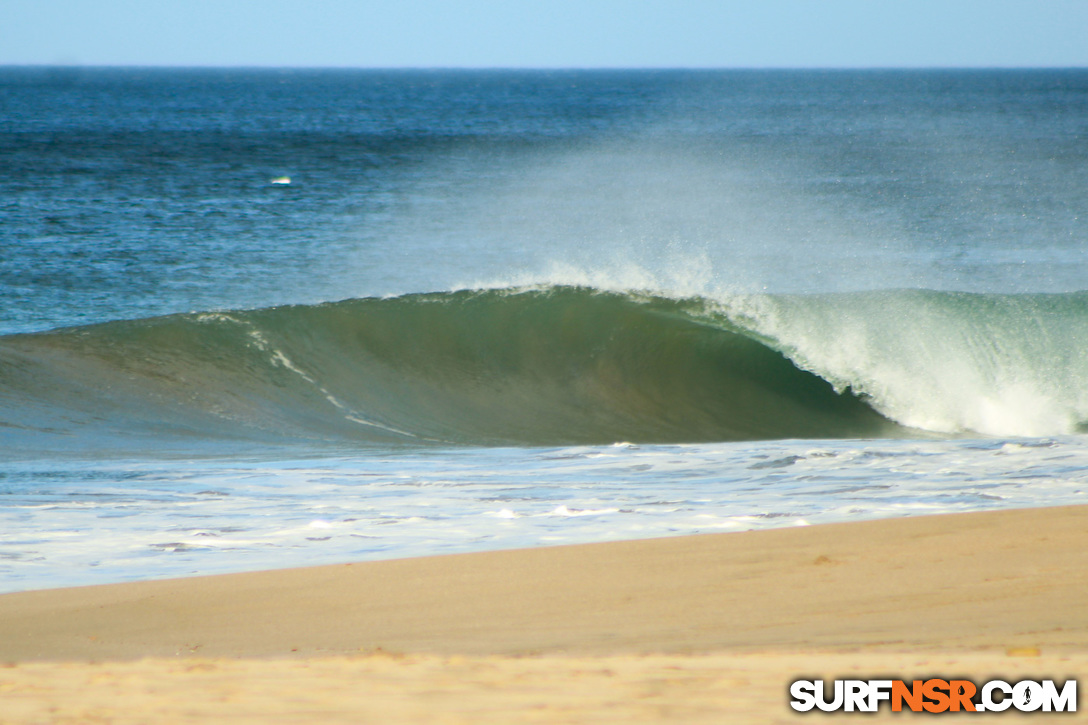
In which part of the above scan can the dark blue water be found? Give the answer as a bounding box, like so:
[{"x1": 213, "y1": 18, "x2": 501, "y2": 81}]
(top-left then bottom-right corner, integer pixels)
[{"x1": 3, "y1": 69, "x2": 1086, "y2": 334}]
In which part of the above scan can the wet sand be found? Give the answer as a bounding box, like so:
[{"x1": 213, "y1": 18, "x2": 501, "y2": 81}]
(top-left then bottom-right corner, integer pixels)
[{"x1": 1, "y1": 505, "x2": 1085, "y2": 722}]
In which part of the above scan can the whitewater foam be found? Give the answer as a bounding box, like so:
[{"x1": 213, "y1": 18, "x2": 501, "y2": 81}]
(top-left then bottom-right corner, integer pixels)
[
  {"x1": 729, "y1": 290, "x2": 1088, "y2": 437},
  {"x1": 4, "y1": 435, "x2": 1087, "y2": 593}
]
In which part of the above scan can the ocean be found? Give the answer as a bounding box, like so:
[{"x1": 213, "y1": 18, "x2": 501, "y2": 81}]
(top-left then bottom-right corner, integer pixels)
[{"x1": 2, "y1": 67, "x2": 1087, "y2": 592}]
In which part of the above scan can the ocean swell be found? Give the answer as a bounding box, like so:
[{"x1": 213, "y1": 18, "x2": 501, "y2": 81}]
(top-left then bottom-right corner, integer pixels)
[
  {"x1": 0, "y1": 287, "x2": 906, "y2": 451},
  {"x1": 3, "y1": 285, "x2": 1086, "y2": 453}
]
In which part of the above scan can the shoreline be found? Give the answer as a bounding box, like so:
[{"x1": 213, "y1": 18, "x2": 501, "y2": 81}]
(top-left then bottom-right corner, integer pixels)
[
  {"x1": 3, "y1": 504, "x2": 1087, "y2": 660},
  {"x1": 2, "y1": 505, "x2": 1086, "y2": 722}
]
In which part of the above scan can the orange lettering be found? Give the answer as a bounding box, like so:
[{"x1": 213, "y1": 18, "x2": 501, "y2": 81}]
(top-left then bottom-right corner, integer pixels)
[
  {"x1": 922, "y1": 679, "x2": 951, "y2": 713},
  {"x1": 949, "y1": 680, "x2": 977, "y2": 712},
  {"x1": 892, "y1": 680, "x2": 924, "y2": 712}
]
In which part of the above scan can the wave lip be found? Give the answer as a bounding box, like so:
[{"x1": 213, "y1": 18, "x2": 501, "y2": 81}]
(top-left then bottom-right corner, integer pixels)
[
  {"x1": 0, "y1": 286, "x2": 910, "y2": 451},
  {"x1": 736, "y1": 288, "x2": 1088, "y2": 438}
]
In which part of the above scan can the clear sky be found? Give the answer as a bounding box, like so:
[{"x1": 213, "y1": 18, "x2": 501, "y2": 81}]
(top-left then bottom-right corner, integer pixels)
[{"x1": 3, "y1": 0, "x2": 1087, "y2": 69}]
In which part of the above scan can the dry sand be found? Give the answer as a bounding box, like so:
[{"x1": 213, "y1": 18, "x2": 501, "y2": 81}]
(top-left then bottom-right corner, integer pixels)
[{"x1": 1, "y1": 505, "x2": 1086, "y2": 722}]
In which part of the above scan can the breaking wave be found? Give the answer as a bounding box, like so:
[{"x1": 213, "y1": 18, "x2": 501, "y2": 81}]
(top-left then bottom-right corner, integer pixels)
[{"x1": 2, "y1": 286, "x2": 1086, "y2": 451}]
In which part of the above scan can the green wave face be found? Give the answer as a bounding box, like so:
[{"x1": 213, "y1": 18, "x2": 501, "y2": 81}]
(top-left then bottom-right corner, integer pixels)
[
  {"x1": 0, "y1": 287, "x2": 904, "y2": 449},
  {"x1": 7, "y1": 285, "x2": 1088, "y2": 451}
]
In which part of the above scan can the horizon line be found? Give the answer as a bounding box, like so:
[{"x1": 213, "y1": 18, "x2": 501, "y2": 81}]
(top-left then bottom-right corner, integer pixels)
[{"x1": 4, "y1": 63, "x2": 1087, "y2": 71}]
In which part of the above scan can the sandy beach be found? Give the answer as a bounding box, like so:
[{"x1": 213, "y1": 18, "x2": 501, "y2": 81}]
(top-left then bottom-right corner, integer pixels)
[{"x1": 1, "y1": 505, "x2": 1086, "y2": 722}]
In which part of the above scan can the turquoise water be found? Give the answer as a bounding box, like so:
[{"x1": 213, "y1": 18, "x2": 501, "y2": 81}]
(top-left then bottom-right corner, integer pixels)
[{"x1": 2, "y1": 69, "x2": 1087, "y2": 592}]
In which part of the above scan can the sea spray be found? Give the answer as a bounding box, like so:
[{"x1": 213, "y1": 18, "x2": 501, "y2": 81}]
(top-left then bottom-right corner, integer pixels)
[{"x1": 730, "y1": 290, "x2": 1088, "y2": 436}]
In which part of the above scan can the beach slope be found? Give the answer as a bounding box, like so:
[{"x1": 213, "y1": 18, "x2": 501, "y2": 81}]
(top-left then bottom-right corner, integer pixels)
[{"x1": 1, "y1": 505, "x2": 1085, "y2": 722}]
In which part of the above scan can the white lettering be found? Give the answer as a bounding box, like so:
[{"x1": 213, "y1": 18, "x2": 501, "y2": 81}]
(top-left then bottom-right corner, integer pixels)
[
  {"x1": 789, "y1": 680, "x2": 817, "y2": 712},
  {"x1": 868, "y1": 680, "x2": 893, "y2": 711},
  {"x1": 982, "y1": 680, "x2": 1013, "y2": 712},
  {"x1": 815, "y1": 679, "x2": 844, "y2": 712},
  {"x1": 1014, "y1": 680, "x2": 1044, "y2": 712},
  {"x1": 792, "y1": 676, "x2": 1076, "y2": 713},
  {"x1": 844, "y1": 680, "x2": 870, "y2": 712},
  {"x1": 1041, "y1": 680, "x2": 1077, "y2": 712}
]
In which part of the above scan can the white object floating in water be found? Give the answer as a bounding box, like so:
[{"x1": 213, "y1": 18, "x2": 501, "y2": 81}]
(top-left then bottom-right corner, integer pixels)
[{"x1": 270, "y1": 176, "x2": 292, "y2": 185}]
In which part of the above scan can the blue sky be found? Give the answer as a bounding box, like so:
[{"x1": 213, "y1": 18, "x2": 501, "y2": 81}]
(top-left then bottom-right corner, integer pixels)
[{"x1": 3, "y1": 0, "x2": 1087, "y2": 68}]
